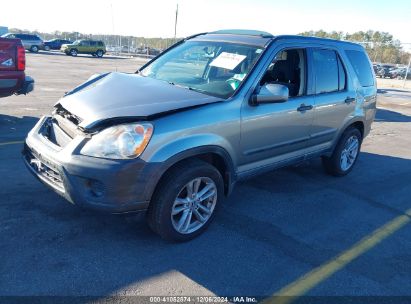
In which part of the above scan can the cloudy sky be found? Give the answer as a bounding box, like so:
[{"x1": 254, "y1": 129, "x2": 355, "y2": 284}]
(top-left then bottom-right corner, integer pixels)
[{"x1": 2, "y1": 0, "x2": 410, "y2": 45}]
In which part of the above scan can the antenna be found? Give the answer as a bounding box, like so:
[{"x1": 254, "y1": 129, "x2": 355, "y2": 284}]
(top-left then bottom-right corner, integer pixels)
[
  {"x1": 110, "y1": 2, "x2": 118, "y2": 70},
  {"x1": 174, "y1": 3, "x2": 178, "y2": 41}
]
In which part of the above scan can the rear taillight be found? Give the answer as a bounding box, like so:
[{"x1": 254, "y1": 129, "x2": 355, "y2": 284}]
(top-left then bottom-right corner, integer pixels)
[{"x1": 17, "y1": 46, "x2": 25, "y2": 71}]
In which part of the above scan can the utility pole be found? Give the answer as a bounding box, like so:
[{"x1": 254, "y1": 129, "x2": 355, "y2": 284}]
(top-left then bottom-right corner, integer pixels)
[
  {"x1": 174, "y1": 3, "x2": 178, "y2": 41},
  {"x1": 403, "y1": 55, "x2": 411, "y2": 88}
]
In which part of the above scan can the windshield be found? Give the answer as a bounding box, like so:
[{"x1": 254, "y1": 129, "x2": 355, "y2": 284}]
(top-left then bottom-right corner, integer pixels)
[
  {"x1": 73, "y1": 40, "x2": 81, "y2": 45},
  {"x1": 140, "y1": 40, "x2": 264, "y2": 98}
]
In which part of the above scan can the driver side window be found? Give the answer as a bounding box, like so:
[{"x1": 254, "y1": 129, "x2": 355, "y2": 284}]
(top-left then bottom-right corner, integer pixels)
[{"x1": 260, "y1": 48, "x2": 307, "y2": 97}]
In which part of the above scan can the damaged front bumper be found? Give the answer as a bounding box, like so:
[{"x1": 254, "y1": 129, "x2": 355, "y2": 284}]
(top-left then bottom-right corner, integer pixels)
[{"x1": 23, "y1": 116, "x2": 160, "y2": 213}]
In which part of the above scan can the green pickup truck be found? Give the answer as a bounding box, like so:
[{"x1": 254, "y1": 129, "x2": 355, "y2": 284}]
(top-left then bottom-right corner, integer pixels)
[{"x1": 61, "y1": 40, "x2": 106, "y2": 58}]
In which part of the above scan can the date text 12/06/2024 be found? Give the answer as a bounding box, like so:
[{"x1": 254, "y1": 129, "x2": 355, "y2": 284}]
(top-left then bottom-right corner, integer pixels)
[{"x1": 149, "y1": 296, "x2": 258, "y2": 303}]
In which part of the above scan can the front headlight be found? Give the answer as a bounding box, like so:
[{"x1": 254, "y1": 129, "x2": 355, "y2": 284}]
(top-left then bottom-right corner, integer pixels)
[{"x1": 80, "y1": 123, "x2": 153, "y2": 159}]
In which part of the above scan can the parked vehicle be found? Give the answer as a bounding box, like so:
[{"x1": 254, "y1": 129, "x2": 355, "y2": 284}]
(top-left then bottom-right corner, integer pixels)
[
  {"x1": 61, "y1": 40, "x2": 106, "y2": 57},
  {"x1": 376, "y1": 64, "x2": 394, "y2": 78},
  {"x1": 44, "y1": 39, "x2": 72, "y2": 51},
  {"x1": 24, "y1": 30, "x2": 376, "y2": 241},
  {"x1": 1, "y1": 33, "x2": 44, "y2": 53},
  {"x1": 389, "y1": 67, "x2": 410, "y2": 79},
  {"x1": 0, "y1": 37, "x2": 34, "y2": 97},
  {"x1": 135, "y1": 47, "x2": 161, "y2": 56}
]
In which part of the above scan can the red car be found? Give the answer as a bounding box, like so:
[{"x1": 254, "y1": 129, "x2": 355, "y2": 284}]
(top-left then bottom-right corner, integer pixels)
[{"x1": 0, "y1": 37, "x2": 34, "y2": 98}]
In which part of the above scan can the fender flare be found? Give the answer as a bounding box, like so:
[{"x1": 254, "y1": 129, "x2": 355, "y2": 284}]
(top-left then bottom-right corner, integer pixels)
[{"x1": 144, "y1": 145, "x2": 236, "y2": 201}]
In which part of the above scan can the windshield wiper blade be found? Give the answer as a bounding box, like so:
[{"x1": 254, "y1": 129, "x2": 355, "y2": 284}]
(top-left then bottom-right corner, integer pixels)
[
  {"x1": 187, "y1": 87, "x2": 207, "y2": 94},
  {"x1": 165, "y1": 81, "x2": 207, "y2": 94}
]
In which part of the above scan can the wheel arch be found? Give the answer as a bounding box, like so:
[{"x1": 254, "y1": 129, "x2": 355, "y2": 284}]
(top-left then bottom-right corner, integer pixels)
[
  {"x1": 148, "y1": 146, "x2": 236, "y2": 202},
  {"x1": 327, "y1": 119, "x2": 365, "y2": 157}
]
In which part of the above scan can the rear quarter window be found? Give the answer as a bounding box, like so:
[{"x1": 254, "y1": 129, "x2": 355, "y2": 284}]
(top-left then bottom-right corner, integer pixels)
[{"x1": 345, "y1": 50, "x2": 374, "y2": 87}]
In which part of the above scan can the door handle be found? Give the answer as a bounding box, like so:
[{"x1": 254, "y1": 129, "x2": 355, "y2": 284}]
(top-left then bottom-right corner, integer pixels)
[
  {"x1": 297, "y1": 104, "x2": 313, "y2": 112},
  {"x1": 345, "y1": 97, "x2": 356, "y2": 104}
]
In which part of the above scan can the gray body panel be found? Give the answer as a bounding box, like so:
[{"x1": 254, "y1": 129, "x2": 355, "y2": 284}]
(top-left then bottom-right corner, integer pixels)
[{"x1": 58, "y1": 72, "x2": 221, "y2": 129}]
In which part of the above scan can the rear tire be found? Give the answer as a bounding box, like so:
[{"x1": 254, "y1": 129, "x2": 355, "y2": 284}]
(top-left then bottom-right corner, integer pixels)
[
  {"x1": 44, "y1": 45, "x2": 50, "y2": 51},
  {"x1": 147, "y1": 160, "x2": 224, "y2": 242},
  {"x1": 96, "y1": 50, "x2": 104, "y2": 58},
  {"x1": 322, "y1": 127, "x2": 362, "y2": 177}
]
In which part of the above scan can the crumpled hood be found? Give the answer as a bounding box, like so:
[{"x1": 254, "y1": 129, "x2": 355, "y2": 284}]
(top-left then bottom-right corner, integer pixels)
[{"x1": 57, "y1": 72, "x2": 221, "y2": 130}]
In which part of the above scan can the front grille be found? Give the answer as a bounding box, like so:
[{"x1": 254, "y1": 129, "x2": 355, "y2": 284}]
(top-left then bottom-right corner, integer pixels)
[
  {"x1": 42, "y1": 118, "x2": 73, "y2": 148},
  {"x1": 54, "y1": 104, "x2": 82, "y2": 126},
  {"x1": 24, "y1": 147, "x2": 65, "y2": 192}
]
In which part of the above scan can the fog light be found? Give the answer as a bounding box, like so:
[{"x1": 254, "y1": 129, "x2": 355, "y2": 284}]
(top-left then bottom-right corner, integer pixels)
[{"x1": 89, "y1": 180, "x2": 105, "y2": 198}]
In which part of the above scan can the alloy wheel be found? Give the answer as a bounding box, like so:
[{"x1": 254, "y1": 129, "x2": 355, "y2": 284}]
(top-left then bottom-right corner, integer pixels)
[
  {"x1": 171, "y1": 177, "x2": 217, "y2": 234},
  {"x1": 340, "y1": 135, "x2": 359, "y2": 171}
]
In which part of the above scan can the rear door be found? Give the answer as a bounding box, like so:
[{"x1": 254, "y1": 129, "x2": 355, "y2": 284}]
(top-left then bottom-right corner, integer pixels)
[
  {"x1": 308, "y1": 47, "x2": 356, "y2": 149},
  {"x1": 89, "y1": 41, "x2": 97, "y2": 53}
]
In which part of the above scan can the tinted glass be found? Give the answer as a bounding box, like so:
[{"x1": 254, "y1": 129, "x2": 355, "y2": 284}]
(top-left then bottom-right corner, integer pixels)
[
  {"x1": 345, "y1": 50, "x2": 374, "y2": 87},
  {"x1": 98, "y1": 41, "x2": 103, "y2": 46},
  {"x1": 313, "y1": 49, "x2": 339, "y2": 94}
]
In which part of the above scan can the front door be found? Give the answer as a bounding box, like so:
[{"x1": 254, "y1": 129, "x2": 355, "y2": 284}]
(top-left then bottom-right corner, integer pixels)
[
  {"x1": 78, "y1": 41, "x2": 90, "y2": 53},
  {"x1": 240, "y1": 48, "x2": 314, "y2": 172}
]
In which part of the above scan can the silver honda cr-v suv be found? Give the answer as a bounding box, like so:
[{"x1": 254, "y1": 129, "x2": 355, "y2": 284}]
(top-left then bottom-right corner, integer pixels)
[
  {"x1": 24, "y1": 30, "x2": 377, "y2": 241},
  {"x1": 1, "y1": 33, "x2": 44, "y2": 52}
]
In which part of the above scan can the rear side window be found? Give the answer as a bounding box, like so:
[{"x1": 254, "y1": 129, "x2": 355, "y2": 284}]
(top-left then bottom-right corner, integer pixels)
[
  {"x1": 90, "y1": 41, "x2": 97, "y2": 46},
  {"x1": 98, "y1": 41, "x2": 104, "y2": 46},
  {"x1": 345, "y1": 50, "x2": 374, "y2": 87},
  {"x1": 312, "y1": 49, "x2": 346, "y2": 94}
]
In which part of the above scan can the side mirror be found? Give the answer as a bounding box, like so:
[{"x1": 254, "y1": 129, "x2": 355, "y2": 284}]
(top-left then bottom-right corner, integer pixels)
[{"x1": 250, "y1": 83, "x2": 289, "y2": 106}]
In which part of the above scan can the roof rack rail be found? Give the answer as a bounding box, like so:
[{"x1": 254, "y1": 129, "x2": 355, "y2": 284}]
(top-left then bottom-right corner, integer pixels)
[{"x1": 210, "y1": 29, "x2": 274, "y2": 38}]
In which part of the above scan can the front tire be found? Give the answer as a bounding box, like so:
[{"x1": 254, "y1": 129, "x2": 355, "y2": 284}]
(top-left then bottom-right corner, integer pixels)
[
  {"x1": 70, "y1": 49, "x2": 78, "y2": 56},
  {"x1": 322, "y1": 127, "x2": 362, "y2": 176},
  {"x1": 96, "y1": 50, "x2": 104, "y2": 58},
  {"x1": 30, "y1": 45, "x2": 39, "y2": 53},
  {"x1": 44, "y1": 45, "x2": 50, "y2": 51},
  {"x1": 147, "y1": 160, "x2": 224, "y2": 242}
]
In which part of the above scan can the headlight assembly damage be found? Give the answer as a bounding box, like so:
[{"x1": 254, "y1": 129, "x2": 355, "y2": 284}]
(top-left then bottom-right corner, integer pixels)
[{"x1": 81, "y1": 123, "x2": 153, "y2": 159}]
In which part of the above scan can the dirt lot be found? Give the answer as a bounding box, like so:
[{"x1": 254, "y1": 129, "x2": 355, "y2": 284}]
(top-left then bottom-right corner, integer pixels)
[{"x1": 1, "y1": 52, "x2": 411, "y2": 302}]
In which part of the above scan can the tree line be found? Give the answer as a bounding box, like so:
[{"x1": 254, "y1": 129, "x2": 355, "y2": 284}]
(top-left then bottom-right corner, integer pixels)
[
  {"x1": 9, "y1": 28, "x2": 180, "y2": 51},
  {"x1": 299, "y1": 30, "x2": 410, "y2": 65},
  {"x1": 8, "y1": 28, "x2": 410, "y2": 64}
]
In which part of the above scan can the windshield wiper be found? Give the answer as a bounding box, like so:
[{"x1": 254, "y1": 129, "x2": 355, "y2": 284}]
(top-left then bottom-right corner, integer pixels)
[
  {"x1": 187, "y1": 87, "x2": 208, "y2": 94},
  {"x1": 165, "y1": 81, "x2": 208, "y2": 95}
]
